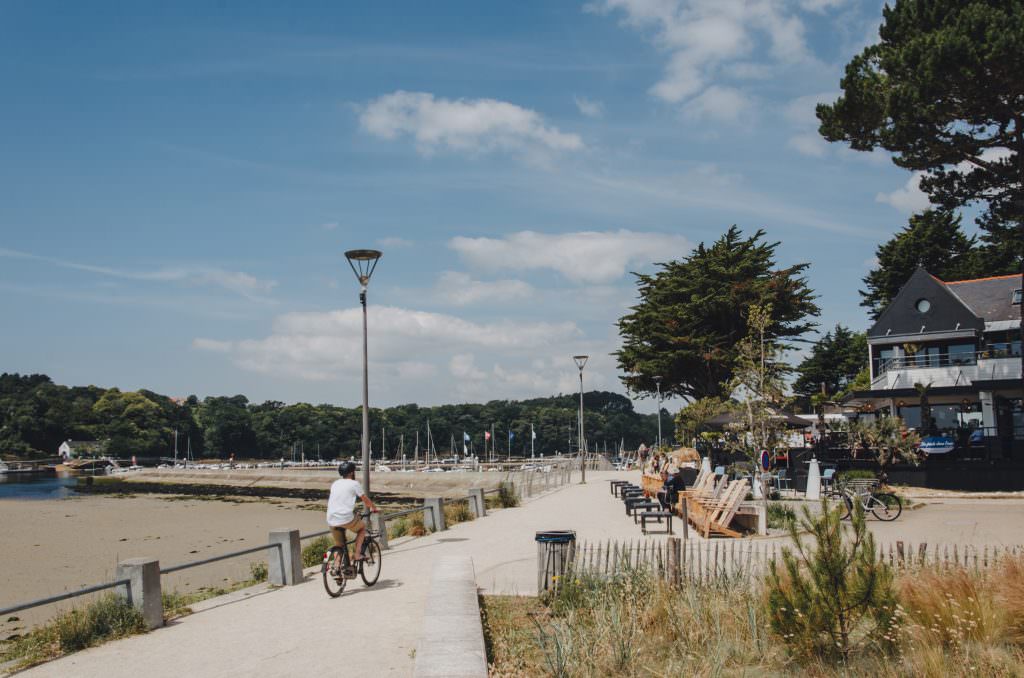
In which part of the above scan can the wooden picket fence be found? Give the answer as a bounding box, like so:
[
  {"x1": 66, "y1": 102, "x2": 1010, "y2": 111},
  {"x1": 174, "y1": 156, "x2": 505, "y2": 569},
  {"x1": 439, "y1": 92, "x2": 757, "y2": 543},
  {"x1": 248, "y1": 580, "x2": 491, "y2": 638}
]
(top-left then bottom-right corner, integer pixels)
[{"x1": 569, "y1": 538, "x2": 1024, "y2": 585}]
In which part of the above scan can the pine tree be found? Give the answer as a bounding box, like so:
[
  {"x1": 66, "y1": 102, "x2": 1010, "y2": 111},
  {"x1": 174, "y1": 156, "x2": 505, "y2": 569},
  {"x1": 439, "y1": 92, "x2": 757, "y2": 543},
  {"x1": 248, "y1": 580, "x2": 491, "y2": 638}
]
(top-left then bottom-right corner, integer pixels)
[
  {"x1": 792, "y1": 325, "x2": 868, "y2": 407},
  {"x1": 817, "y1": 0, "x2": 1023, "y2": 259},
  {"x1": 768, "y1": 501, "x2": 898, "y2": 662},
  {"x1": 616, "y1": 226, "x2": 819, "y2": 400}
]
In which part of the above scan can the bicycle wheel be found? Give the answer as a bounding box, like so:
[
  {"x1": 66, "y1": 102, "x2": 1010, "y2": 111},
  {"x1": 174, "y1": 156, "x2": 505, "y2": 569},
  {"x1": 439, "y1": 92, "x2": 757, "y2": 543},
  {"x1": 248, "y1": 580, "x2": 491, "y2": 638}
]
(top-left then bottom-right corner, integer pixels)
[
  {"x1": 869, "y1": 493, "x2": 902, "y2": 521},
  {"x1": 322, "y1": 547, "x2": 348, "y2": 597},
  {"x1": 360, "y1": 539, "x2": 382, "y2": 586}
]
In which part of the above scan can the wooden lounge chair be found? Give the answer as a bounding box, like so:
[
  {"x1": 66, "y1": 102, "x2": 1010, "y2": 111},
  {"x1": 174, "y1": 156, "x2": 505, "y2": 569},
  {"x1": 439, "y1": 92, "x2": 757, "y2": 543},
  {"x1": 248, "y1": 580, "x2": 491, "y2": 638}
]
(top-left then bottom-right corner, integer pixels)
[{"x1": 683, "y1": 479, "x2": 749, "y2": 538}]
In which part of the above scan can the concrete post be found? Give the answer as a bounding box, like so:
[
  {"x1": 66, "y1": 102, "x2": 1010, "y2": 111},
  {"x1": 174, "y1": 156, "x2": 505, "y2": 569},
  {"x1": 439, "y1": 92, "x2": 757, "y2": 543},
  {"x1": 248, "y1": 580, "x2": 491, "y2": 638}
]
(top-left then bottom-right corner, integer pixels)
[
  {"x1": 370, "y1": 512, "x2": 389, "y2": 550},
  {"x1": 268, "y1": 529, "x2": 302, "y2": 586},
  {"x1": 116, "y1": 558, "x2": 163, "y2": 630},
  {"x1": 468, "y1": 488, "x2": 486, "y2": 518},
  {"x1": 423, "y1": 498, "x2": 446, "y2": 532},
  {"x1": 805, "y1": 458, "x2": 821, "y2": 500}
]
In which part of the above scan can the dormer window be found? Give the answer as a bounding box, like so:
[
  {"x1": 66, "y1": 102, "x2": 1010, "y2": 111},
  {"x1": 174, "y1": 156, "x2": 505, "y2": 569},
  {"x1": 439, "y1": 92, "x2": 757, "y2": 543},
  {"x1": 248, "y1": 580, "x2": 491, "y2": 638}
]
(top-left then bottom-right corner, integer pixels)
[
  {"x1": 915, "y1": 298, "x2": 931, "y2": 313},
  {"x1": 1013, "y1": 289, "x2": 1022, "y2": 305}
]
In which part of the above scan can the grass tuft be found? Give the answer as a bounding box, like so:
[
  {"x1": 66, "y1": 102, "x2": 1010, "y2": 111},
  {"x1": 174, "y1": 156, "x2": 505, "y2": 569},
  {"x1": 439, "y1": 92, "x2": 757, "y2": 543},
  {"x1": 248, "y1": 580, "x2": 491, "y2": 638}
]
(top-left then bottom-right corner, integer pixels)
[{"x1": 0, "y1": 595, "x2": 145, "y2": 670}]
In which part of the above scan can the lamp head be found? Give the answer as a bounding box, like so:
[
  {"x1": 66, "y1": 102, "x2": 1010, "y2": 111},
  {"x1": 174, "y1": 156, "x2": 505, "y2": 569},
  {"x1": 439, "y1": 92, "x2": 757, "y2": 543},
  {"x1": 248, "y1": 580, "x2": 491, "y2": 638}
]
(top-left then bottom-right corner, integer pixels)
[
  {"x1": 573, "y1": 355, "x2": 589, "y2": 370},
  {"x1": 344, "y1": 249, "x2": 382, "y2": 287}
]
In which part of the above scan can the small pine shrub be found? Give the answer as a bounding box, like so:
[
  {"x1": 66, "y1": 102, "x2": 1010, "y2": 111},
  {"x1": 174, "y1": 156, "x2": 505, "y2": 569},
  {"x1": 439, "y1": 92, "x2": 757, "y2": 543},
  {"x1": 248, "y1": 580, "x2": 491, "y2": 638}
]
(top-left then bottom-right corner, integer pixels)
[
  {"x1": 302, "y1": 535, "x2": 333, "y2": 568},
  {"x1": 767, "y1": 500, "x2": 897, "y2": 662}
]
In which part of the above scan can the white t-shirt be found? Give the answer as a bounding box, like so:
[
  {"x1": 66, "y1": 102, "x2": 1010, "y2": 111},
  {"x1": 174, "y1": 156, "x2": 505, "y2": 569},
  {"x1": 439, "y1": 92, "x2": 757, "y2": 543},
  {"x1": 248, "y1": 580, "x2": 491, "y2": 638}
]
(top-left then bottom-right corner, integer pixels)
[{"x1": 326, "y1": 478, "x2": 365, "y2": 526}]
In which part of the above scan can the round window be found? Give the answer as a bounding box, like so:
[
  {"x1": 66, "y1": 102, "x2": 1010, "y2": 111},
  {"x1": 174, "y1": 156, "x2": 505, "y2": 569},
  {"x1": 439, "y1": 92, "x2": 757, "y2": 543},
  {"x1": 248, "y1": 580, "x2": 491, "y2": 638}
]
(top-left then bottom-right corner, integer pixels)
[{"x1": 915, "y1": 298, "x2": 931, "y2": 313}]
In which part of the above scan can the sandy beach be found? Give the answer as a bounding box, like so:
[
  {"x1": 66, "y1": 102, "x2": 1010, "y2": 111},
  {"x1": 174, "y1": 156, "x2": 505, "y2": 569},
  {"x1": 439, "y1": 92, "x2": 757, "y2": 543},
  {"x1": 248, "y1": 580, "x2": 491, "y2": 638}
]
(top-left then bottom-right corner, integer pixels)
[{"x1": 0, "y1": 493, "x2": 329, "y2": 633}]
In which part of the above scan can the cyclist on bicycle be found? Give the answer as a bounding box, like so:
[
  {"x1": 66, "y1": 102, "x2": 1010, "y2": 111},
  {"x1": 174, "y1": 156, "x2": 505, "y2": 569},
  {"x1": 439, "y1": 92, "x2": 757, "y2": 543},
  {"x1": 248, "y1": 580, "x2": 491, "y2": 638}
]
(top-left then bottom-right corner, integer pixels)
[{"x1": 327, "y1": 462, "x2": 379, "y2": 572}]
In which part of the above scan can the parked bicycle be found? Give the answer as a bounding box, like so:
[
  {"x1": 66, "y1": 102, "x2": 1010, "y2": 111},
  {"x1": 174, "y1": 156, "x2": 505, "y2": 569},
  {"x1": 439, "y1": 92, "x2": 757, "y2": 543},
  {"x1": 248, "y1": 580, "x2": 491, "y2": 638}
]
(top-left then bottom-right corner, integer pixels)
[
  {"x1": 322, "y1": 510, "x2": 382, "y2": 597},
  {"x1": 827, "y1": 477, "x2": 902, "y2": 521}
]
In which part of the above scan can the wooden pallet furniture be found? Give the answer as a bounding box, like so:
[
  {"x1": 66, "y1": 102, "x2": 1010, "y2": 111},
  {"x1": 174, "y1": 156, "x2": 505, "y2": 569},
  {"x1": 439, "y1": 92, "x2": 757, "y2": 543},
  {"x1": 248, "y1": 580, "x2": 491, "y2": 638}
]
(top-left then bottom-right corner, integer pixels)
[{"x1": 683, "y1": 478, "x2": 750, "y2": 538}]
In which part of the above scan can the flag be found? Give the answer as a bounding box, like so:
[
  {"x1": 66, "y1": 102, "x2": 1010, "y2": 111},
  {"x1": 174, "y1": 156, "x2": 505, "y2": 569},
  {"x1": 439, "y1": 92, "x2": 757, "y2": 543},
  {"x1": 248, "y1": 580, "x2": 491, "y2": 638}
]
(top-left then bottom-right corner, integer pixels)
[
  {"x1": 463, "y1": 432, "x2": 470, "y2": 442},
  {"x1": 531, "y1": 425, "x2": 536, "y2": 440},
  {"x1": 509, "y1": 431, "x2": 515, "y2": 441},
  {"x1": 484, "y1": 431, "x2": 491, "y2": 441}
]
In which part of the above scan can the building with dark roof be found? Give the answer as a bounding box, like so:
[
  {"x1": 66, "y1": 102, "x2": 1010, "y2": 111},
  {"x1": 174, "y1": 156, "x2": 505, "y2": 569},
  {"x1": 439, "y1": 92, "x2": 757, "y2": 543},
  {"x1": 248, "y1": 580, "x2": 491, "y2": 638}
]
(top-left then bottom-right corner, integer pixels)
[{"x1": 844, "y1": 268, "x2": 1022, "y2": 463}]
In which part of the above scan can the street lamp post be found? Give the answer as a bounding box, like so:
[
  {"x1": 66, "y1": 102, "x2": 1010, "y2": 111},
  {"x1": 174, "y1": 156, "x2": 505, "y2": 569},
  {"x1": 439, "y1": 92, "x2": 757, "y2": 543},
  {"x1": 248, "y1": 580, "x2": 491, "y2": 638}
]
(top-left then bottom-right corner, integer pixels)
[
  {"x1": 654, "y1": 375, "x2": 663, "y2": 451},
  {"x1": 345, "y1": 249, "x2": 382, "y2": 494},
  {"x1": 573, "y1": 355, "x2": 589, "y2": 484}
]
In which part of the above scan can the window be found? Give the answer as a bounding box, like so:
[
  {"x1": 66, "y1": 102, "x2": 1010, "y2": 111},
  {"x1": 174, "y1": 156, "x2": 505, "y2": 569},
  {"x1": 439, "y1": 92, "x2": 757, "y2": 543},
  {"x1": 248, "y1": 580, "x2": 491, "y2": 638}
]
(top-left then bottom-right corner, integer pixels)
[
  {"x1": 915, "y1": 298, "x2": 931, "y2": 313},
  {"x1": 1013, "y1": 289, "x2": 1022, "y2": 305},
  {"x1": 948, "y1": 343, "x2": 976, "y2": 365}
]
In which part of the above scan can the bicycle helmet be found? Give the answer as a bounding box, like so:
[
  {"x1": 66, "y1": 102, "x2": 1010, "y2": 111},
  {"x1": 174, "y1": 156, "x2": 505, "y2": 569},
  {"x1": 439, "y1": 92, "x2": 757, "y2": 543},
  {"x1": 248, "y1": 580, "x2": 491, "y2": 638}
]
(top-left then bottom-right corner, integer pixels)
[{"x1": 338, "y1": 461, "x2": 357, "y2": 478}]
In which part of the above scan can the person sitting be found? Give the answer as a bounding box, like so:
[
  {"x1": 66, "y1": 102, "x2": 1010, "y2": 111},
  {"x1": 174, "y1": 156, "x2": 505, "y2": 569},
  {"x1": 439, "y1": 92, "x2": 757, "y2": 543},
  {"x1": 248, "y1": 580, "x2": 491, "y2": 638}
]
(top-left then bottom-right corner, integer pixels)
[{"x1": 658, "y1": 466, "x2": 687, "y2": 510}]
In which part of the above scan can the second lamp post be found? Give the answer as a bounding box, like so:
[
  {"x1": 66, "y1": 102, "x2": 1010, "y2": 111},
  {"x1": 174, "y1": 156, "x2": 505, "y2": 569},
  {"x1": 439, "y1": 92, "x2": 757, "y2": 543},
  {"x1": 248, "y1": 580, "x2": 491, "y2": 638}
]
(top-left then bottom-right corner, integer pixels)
[{"x1": 574, "y1": 355, "x2": 588, "y2": 483}]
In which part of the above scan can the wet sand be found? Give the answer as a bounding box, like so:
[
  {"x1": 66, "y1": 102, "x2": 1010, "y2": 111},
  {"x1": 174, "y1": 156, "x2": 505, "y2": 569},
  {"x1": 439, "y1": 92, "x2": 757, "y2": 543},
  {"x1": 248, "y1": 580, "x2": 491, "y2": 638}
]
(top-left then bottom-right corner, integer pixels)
[{"x1": 0, "y1": 494, "x2": 328, "y2": 632}]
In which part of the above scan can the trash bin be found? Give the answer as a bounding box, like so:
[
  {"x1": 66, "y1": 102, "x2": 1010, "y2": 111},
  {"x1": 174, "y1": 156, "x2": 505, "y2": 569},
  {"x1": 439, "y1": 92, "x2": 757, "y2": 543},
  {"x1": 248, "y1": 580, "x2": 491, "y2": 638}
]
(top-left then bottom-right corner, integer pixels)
[{"x1": 535, "y1": 530, "x2": 576, "y2": 593}]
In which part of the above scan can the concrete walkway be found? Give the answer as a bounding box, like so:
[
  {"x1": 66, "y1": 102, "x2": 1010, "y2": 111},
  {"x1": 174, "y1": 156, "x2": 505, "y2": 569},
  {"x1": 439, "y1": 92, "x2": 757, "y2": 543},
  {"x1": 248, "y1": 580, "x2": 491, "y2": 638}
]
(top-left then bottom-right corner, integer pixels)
[{"x1": 21, "y1": 471, "x2": 664, "y2": 678}]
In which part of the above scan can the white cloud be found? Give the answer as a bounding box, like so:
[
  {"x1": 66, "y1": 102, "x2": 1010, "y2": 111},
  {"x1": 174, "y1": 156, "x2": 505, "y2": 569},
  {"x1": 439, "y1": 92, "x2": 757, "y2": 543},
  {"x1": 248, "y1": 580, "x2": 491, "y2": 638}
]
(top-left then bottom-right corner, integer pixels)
[
  {"x1": 434, "y1": 271, "x2": 534, "y2": 306},
  {"x1": 359, "y1": 91, "x2": 584, "y2": 156},
  {"x1": 591, "y1": 0, "x2": 812, "y2": 108},
  {"x1": 682, "y1": 85, "x2": 751, "y2": 122},
  {"x1": 449, "y1": 229, "x2": 691, "y2": 284},
  {"x1": 875, "y1": 172, "x2": 932, "y2": 214},
  {"x1": 874, "y1": 148, "x2": 1010, "y2": 214},
  {"x1": 194, "y1": 305, "x2": 581, "y2": 381},
  {"x1": 799, "y1": 0, "x2": 849, "y2": 12},
  {"x1": 0, "y1": 247, "x2": 277, "y2": 301},
  {"x1": 377, "y1": 236, "x2": 414, "y2": 248},
  {"x1": 787, "y1": 132, "x2": 829, "y2": 157},
  {"x1": 449, "y1": 353, "x2": 486, "y2": 380},
  {"x1": 320, "y1": 222, "x2": 339, "y2": 231},
  {"x1": 784, "y1": 91, "x2": 838, "y2": 127},
  {"x1": 574, "y1": 95, "x2": 605, "y2": 118},
  {"x1": 783, "y1": 92, "x2": 839, "y2": 157}
]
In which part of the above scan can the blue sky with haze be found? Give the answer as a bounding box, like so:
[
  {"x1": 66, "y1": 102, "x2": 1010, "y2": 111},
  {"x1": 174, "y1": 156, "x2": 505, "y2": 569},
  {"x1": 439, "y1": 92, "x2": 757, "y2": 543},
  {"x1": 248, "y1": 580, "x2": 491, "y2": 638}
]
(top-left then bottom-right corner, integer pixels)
[{"x1": 1, "y1": 1, "x2": 944, "y2": 411}]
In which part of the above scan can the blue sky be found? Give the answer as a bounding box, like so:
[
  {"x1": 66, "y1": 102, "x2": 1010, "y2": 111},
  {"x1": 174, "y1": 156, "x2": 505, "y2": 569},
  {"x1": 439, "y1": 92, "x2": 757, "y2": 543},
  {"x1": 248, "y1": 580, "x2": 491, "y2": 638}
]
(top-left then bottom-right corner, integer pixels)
[{"x1": 0, "y1": 1, "x2": 945, "y2": 411}]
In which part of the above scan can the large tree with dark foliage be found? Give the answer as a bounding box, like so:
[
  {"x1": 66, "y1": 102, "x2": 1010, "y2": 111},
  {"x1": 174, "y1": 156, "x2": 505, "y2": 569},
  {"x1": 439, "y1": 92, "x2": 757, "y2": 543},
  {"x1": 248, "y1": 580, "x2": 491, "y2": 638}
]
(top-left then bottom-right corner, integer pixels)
[
  {"x1": 615, "y1": 226, "x2": 819, "y2": 401},
  {"x1": 792, "y1": 325, "x2": 869, "y2": 408},
  {"x1": 817, "y1": 0, "x2": 1023, "y2": 271},
  {"x1": 860, "y1": 210, "x2": 983, "y2": 318},
  {"x1": 0, "y1": 373, "x2": 659, "y2": 460}
]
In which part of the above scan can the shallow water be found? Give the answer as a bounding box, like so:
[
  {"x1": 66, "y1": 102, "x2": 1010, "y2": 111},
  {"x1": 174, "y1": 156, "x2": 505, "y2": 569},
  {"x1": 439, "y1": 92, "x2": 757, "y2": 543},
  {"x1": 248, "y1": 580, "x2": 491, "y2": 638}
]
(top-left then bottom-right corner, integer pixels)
[{"x1": 0, "y1": 473, "x2": 78, "y2": 500}]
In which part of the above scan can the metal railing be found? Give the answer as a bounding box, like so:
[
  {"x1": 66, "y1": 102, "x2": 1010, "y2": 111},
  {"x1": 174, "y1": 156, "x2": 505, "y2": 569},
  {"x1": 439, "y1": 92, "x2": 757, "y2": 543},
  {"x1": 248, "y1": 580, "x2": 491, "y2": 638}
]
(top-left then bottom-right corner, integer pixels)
[
  {"x1": 876, "y1": 347, "x2": 1021, "y2": 375},
  {"x1": 161, "y1": 542, "x2": 283, "y2": 576},
  {"x1": 0, "y1": 578, "x2": 132, "y2": 618}
]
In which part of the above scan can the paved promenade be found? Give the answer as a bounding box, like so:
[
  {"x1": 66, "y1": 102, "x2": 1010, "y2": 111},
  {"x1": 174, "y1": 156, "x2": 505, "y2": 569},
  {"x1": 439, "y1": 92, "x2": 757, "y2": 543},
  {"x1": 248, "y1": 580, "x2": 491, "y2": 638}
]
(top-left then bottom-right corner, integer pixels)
[{"x1": 22, "y1": 470, "x2": 663, "y2": 678}]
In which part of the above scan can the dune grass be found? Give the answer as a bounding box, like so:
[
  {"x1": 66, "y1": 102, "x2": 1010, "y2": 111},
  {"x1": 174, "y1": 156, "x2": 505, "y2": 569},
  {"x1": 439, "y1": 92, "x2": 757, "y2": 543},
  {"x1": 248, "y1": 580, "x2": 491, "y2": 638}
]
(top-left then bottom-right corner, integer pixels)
[
  {"x1": 483, "y1": 558, "x2": 1024, "y2": 676},
  {"x1": 0, "y1": 595, "x2": 146, "y2": 671}
]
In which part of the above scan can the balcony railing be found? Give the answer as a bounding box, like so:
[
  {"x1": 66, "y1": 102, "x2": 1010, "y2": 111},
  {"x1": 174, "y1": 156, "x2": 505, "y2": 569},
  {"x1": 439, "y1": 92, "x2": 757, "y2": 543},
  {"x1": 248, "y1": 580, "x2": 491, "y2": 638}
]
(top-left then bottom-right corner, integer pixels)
[{"x1": 876, "y1": 346, "x2": 1021, "y2": 376}]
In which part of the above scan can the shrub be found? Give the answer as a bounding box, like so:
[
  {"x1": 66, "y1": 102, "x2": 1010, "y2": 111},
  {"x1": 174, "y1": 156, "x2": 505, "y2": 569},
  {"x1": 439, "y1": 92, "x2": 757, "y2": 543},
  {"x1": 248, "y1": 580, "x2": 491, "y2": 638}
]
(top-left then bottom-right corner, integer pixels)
[
  {"x1": 766, "y1": 502, "x2": 796, "y2": 530},
  {"x1": 249, "y1": 560, "x2": 268, "y2": 583},
  {"x1": 1, "y1": 594, "x2": 147, "y2": 668},
  {"x1": 388, "y1": 517, "x2": 409, "y2": 539},
  {"x1": 497, "y1": 482, "x2": 519, "y2": 508},
  {"x1": 837, "y1": 469, "x2": 877, "y2": 481},
  {"x1": 767, "y1": 500, "x2": 897, "y2": 662},
  {"x1": 406, "y1": 512, "x2": 428, "y2": 536},
  {"x1": 444, "y1": 500, "x2": 474, "y2": 526},
  {"x1": 302, "y1": 535, "x2": 333, "y2": 568}
]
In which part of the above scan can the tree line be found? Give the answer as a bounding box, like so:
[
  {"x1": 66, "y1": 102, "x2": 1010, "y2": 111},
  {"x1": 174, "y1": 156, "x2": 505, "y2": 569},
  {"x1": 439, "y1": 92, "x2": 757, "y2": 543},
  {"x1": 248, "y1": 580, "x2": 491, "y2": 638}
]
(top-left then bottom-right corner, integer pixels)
[{"x1": 0, "y1": 373, "x2": 661, "y2": 460}]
